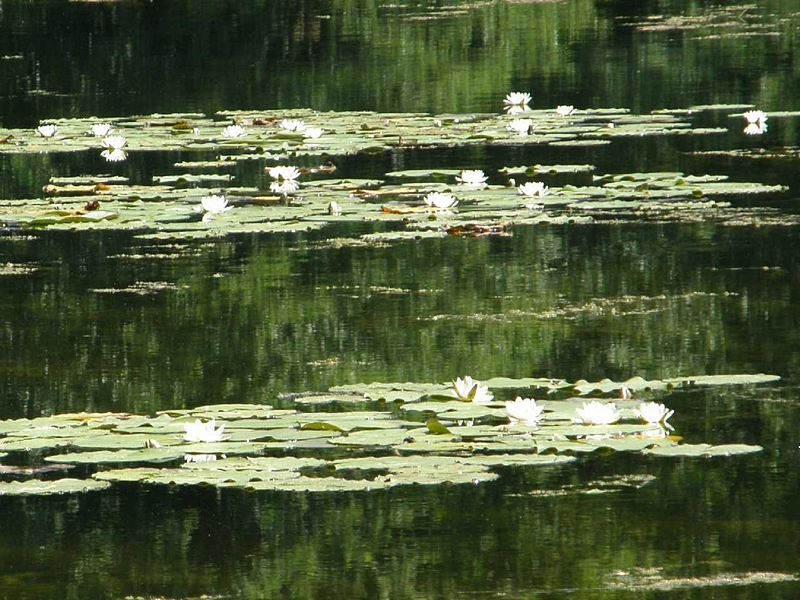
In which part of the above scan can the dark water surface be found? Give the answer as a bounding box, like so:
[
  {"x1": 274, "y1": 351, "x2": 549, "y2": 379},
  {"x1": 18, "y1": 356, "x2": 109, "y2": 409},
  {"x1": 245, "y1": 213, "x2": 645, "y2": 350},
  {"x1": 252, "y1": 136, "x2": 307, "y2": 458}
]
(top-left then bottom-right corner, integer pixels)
[{"x1": 1, "y1": 0, "x2": 800, "y2": 598}]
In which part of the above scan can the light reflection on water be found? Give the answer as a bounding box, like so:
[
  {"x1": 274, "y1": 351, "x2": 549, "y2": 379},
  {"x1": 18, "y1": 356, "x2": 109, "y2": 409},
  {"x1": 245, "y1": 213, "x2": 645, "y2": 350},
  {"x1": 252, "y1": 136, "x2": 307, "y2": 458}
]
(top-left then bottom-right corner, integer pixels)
[{"x1": 1, "y1": 0, "x2": 800, "y2": 597}]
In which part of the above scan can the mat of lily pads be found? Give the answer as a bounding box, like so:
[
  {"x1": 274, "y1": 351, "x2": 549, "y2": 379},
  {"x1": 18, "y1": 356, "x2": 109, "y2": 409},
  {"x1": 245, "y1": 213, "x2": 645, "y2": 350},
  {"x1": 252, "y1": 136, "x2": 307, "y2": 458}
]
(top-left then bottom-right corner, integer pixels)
[
  {"x1": 0, "y1": 105, "x2": 790, "y2": 241},
  {"x1": 0, "y1": 372, "x2": 778, "y2": 495}
]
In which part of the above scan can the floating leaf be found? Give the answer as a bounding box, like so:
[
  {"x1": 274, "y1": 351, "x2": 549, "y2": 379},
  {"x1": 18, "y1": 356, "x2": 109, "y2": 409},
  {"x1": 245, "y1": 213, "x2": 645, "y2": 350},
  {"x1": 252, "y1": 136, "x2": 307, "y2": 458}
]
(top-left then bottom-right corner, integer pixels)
[
  {"x1": 0, "y1": 478, "x2": 112, "y2": 496},
  {"x1": 400, "y1": 401, "x2": 499, "y2": 420},
  {"x1": 326, "y1": 429, "x2": 410, "y2": 447},
  {"x1": 458, "y1": 454, "x2": 576, "y2": 468},
  {"x1": 425, "y1": 418, "x2": 452, "y2": 435},
  {"x1": 44, "y1": 448, "x2": 187, "y2": 464},
  {"x1": 662, "y1": 374, "x2": 781, "y2": 387},
  {"x1": 0, "y1": 437, "x2": 77, "y2": 452},
  {"x1": 299, "y1": 422, "x2": 347, "y2": 434},
  {"x1": 71, "y1": 434, "x2": 183, "y2": 450},
  {"x1": 643, "y1": 443, "x2": 762, "y2": 457}
]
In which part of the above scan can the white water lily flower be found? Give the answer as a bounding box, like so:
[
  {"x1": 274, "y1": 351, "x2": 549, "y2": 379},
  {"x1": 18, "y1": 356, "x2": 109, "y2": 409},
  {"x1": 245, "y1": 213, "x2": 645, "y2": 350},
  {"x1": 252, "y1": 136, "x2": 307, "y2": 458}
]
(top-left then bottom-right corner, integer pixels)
[
  {"x1": 280, "y1": 119, "x2": 306, "y2": 132},
  {"x1": 90, "y1": 123, "x2": 113, "y2": 137},
  {"x1": 742, "y1": 110, "x2": 767, "y2": 125},
  {"x1": 633, "y1": 401, "x2": 674, "y2": 428},
  {"x1": 450, "y1": 376, "x2": 494, "y2": 404},
  {"x1": 268, "y1": 165, "x2": 301, "y2": 181},
  {"x1": 197, "y1": 195, "x2": 232, "y2": 222},
  {"x1": 270, "y1": 180, "x2": 300, "y2": 194},
  {"x1": 503, "y1": 92, "x2": 532, "y2": 108},
  {"x1": 221, "y1": 124, "x2": 246, "y2": 138},
  {"x1": 456, "y1": 169, "x2": 488, "y2": 186},
  {"x1": 505, "y1": 397, "x2": 545, "y2": 425},
  {"x1": 556, "y1": 105, "x2": 575, "y2": 116},
  {"x1": 507, "y1": 119, "x2": 532, "y2": 136},
  {"x1": 100, "y1": 136, "x2": 128, "y2": 162},
  {"x1": 304, "y1": 127, "x2": 324, "y2": 139},
  {"x1": 744, "y1": 122, "x2": 767, "y2": 135},
  {"x1": 183, "y1": 419, "x2": 227, "y2": 443},
  {"x1": 102, "y1": 135, "x2": 127, "y2": 151},
  {"x1": 200, "y1": 194, "x2": 231, "y2": 214},
  {"x1": 36, "y1": 124, "x2": 58, "y2": 138},
  {"x1": 517, "y1": 181, "x2": 549, "y2": 197},
  {"x1": 423, "y1": 192, "x2": 458, "y2": 210},
  {"x1": 101, "y1": 148, "x2": 128, "y2": 162},
  {"x1": 572, "y1": 401, "x2": 622, "y2": 425}
]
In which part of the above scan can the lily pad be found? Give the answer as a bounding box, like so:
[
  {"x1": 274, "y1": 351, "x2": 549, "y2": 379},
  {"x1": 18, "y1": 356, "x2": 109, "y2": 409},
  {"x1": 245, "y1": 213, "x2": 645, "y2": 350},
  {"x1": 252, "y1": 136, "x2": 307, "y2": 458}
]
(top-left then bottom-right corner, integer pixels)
[
  {"x1": 44, "y1": 448, "x2": 187, "y2": 464},
  {"x1": 326, "y1": 429, "x2": 411, "y2": 447},
  {"x1": 0, "y1": 437, "x2": 78, "y2": 452},
  {"x1": 0, "y1": 367, "x2": 778, "y2": 494},
  {"x1": 71, "y1": 434, "x2": 184, "y2": 450},
  {"x1": 0, "y1": 478, "x2": 112, "y2": 496},
  {"x1": 662, "y1": 374, "x2": 781, "y2": 387},
  {"x1": 642, "y1": 443, "x2": 762, "y2": 457}
]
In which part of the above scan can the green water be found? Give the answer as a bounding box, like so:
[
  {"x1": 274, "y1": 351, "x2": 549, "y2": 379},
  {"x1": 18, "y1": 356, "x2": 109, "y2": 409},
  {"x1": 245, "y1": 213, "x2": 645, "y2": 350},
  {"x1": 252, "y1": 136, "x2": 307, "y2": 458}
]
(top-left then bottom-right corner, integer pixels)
[{"x1": 1, "y1": 0, "x2": 800, "y2": 598}]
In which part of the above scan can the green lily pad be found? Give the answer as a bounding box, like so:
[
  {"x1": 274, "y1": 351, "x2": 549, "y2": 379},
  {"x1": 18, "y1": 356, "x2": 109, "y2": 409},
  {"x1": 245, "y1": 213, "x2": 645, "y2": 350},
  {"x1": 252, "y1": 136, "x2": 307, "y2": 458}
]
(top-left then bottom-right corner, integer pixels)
[
  {"x1": 44, "y1": 448, "x2": 187, "y2": 464},
  {"x1": 482, "y1": 376, "x2": 572, "y2": 390},
  {"x1": 400, "y1": 400, "x2": 496, "y2": 418},
  {"x1": 662, "y1": 374, "x2": 781, "y2": 387},
  {"x1": 499, "y1": 164, "x2": 595, "y2": 176},
  {"x1": 0, "y1": 419, "x2": 36, "y2": 434},
  {"x1": 238, "y1": 477, "x2": 388, "y2": 493},
  {"x1": 0, "y1": 478, "x2": 112, "y2": 496},
  {"x1": 384, "y1": 168, "x2": 462, "y2": 180},
  {"x1": 701, "y1": 444, "x2": 764, "y2": 456},
  {"x1": 71, "y1": 434, "x2": 183, "y2": 450},
  {"x1": 326, "y1": 429, "x2": 410, "y2": 447},
  {"x1": 183, "y1": 456, "x2": 326, "y2": 471},
  {"x1": 642, "y1": 443, "x2": 762, "y2": 457},
  {"x1": 535, "y1": 438, "x2": 600, "y2": 454},
  {"x1": 290, "y1": 393, "x2": 371, "y2": 406},
  {"x1": 425, "y1": 419, "x2": 452, "y2": 435},
  {"x1": 0, "y1": 437, "x2": 78, "y2": 452},
  {"x1": 458, "y1": 454, "x2": 577, "y2": 468}
]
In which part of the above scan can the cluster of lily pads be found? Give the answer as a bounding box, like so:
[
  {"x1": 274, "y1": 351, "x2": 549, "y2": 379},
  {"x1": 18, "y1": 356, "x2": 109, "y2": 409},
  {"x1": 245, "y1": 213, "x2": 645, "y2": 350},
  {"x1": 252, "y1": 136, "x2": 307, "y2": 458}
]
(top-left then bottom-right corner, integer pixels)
[
  {"x1": 0, "y1": 96, "x2": 789, "y2": 240},
  {"x1": 0, "y1": 372, "x2": 777, "y2": 496},
  {"x1": 450, "y1": 374, "x2": 674, "y2": 429}
]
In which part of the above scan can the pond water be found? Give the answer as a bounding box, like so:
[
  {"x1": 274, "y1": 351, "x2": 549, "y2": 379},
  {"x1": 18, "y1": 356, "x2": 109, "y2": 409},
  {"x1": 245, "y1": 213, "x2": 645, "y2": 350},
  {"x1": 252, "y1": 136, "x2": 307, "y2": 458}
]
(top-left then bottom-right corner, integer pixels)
[{"x1": 1, "y1": 0, "x2": 800, "y2": 598}]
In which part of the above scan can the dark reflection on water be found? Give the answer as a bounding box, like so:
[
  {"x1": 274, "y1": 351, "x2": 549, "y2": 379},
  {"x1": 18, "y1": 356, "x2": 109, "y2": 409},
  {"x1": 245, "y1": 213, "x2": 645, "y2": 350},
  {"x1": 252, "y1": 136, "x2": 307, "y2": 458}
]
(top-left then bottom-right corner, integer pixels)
[
  {"x1": 2, "y1": 0, "x2": 800, "y2": 598},
  {"x1": 1, "y1": 223, "x2": 799, "y2": 598},
  {"x1": 0, "y1": 448, "x2": 798, "y2": 599},
  {"x1": 1, "y1": 224, "x2": 798, "y2": 418},
  {"x1": 2, "y1": 0, "x2": 800, "y2": 124}
]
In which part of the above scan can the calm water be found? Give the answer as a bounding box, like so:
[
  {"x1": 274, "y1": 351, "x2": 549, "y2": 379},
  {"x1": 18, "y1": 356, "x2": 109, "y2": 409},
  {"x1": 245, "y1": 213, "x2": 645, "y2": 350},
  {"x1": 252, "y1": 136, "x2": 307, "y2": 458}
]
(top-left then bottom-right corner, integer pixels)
[{"x1": 1, "y1": 0, "x2": 800, "y2": 598}]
